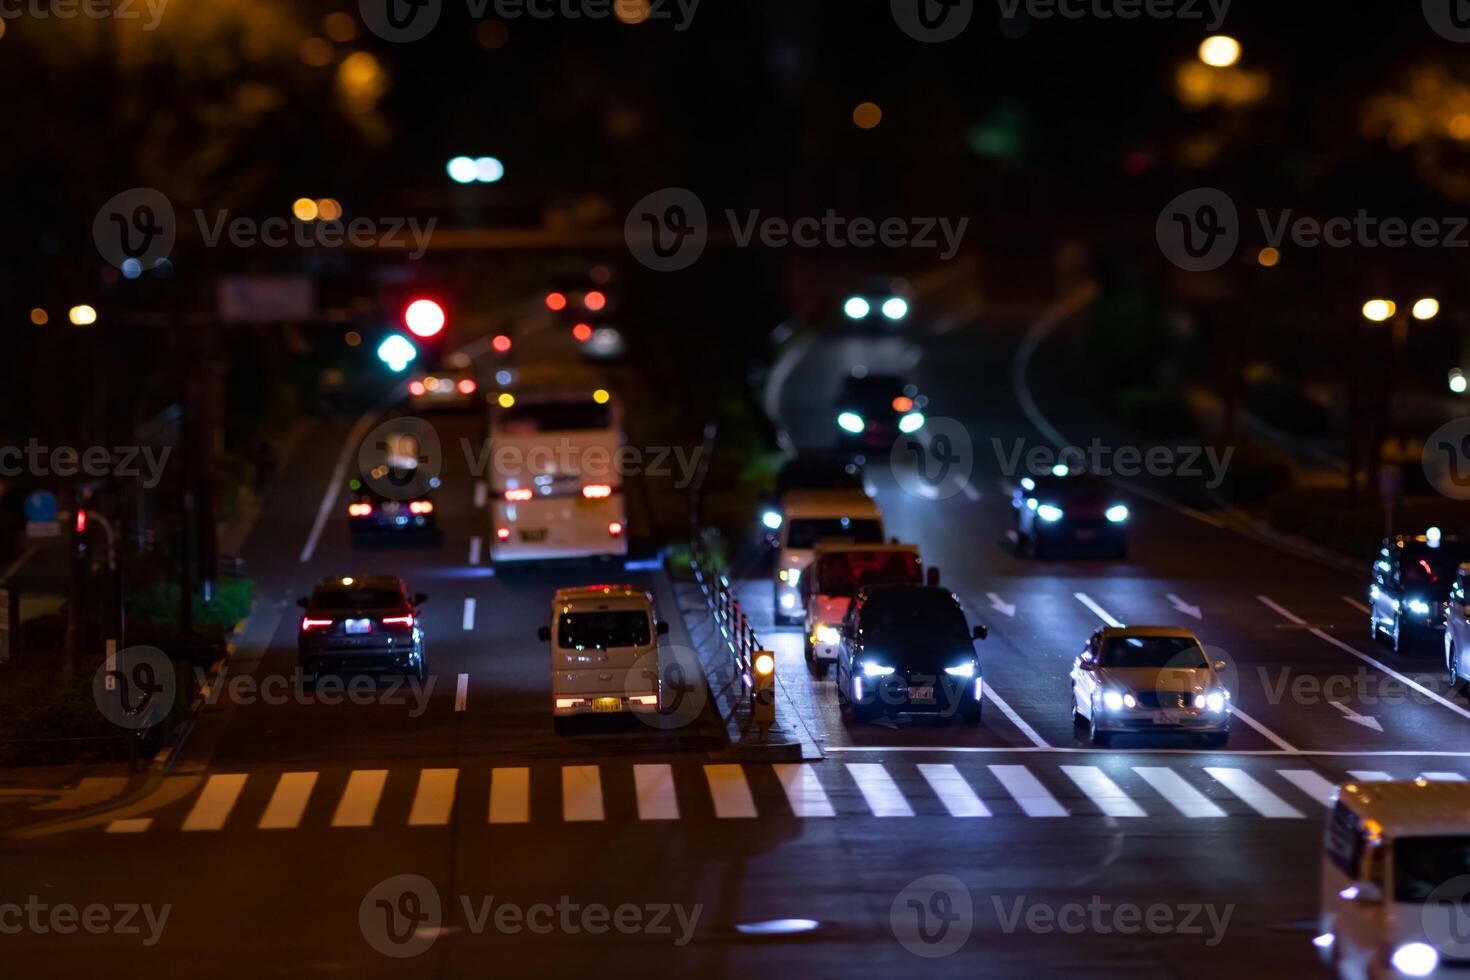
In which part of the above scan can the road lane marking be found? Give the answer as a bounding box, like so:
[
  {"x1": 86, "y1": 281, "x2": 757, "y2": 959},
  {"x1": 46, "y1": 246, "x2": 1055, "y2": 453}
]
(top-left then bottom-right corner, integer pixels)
[
  {"x1": 258, "y1": 772, "x2": 319, "y2": 830},
  {"x1": 105, "y1": 818, "x2": 152, "y2": 834},
  {"x1": 1205, "y1": 767, "x2": 1305, "y2": 819},
  {"x1": 1258, "y1": 595, "x2": 1470, "y2": 723},
  {"x1": 301, "y1": 410, "x2": 380, "y2": 563},
  {"x1": 703, "y1": 764, "x2": 758, "y2": 818},
  {"x1": 408, "y1": 769, "x2": 459, "y2": 826},
  {"x1": 462, "y1": 598, "x2": 476, "y2": 631},
  {"x1": 1349, "y1": 770, "x2": 1392, "y2": 782},
  {"x1": 332, "y1": 770, "x2": 388, "y2": 827},
  {"x1": 1276, "y1": 770, "x2": 1338, "y2": 807},
  {"x1": 986, "y1": 593, "x2": 1016, "y2": 618},
  {"x1": 36, "y1": 776, "x2": 130, "y2": 812},
  {"x1": 989, "y1": 765, "x2": 1068, "y2": 817},
  {"x1": 181, "y1": 774, "x2": 248, "y2": 831},
  {"x1": 1166, "y1": 594, "x2": 1203, "y2": 620},
  {"x1": 1133, "y1": 767, "x2": 1225, "y2": 818},
  {"x1": 473, "y1": 481, "x2": 488, "y2": 508},
  {"x1": 773, "y1": 764, "x2": 835, "y2": 817},
  {"x1": 845, "y1": 764, "x2": 915, "y2": 817},
  {"x1": 983, "y1": 685, "x2": 1051, "y2": 749},
  {"x1": 1075, "y1": 592, "x2": 1298, "y2": 753},
  {"x1": 489, "y1": 767, "x2": 529, "y2": 824},
  {"x1": 1342, "y1": 596, "x2": 1370, "y2": 613},
  {"x1": 455, "y1": 673, "x2": 468, "y2": 712},
  {"x1": 918, "y1": 763, "x2": 991, "y2": 817},
  {"x1": 1421, "y1": 772, "x2": 1467, "y2": 781},
  {"x1": 469, "y1": 535, "x2": 482, "y2": 566},
  {"x1": 1060, "y1": 765, "x2": 1145, "y2": 817},
  {"x1": 633, "y1": 764, "x2": 680, "y2": 820},
  {"x1": 562, "y1": 766, "x2": 604, "y2": 822},
  {"x1": 1328, "y1": 700, "x2": 1383, "y2": 732}
]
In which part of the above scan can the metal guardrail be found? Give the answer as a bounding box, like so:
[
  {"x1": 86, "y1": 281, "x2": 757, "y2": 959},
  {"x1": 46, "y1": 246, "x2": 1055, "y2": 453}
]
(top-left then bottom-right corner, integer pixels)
[{"x1": 689, "y1": 530, "x2": 760, "y2": 696}]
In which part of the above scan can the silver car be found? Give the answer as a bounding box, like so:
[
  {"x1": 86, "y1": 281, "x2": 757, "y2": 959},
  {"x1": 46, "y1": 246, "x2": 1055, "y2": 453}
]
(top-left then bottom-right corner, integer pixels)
[{"x1": 1070, "y1": 626, "x2": 1231, "y2": 747}]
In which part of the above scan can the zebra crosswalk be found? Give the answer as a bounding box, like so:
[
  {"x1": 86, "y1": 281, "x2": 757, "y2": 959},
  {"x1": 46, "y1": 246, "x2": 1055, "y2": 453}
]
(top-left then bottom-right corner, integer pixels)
[{"x1": 94, "y1": 760, "x2": 1470, "y2": 835}]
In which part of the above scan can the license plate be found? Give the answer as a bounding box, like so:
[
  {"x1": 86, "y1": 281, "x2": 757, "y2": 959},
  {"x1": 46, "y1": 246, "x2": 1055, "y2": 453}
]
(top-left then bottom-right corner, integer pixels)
[
  {"x1": 1157, "y1": 711, "x2": 1182, "y2": 725},
  {"x1": 908, "y1": 686, "x2": 935, "y2": 703},
  {"x1": 519, "y1": 529, "x2": 548, "y2": 542},
  {"x1": 381, "y1": 501, "x2": 401, "y2": 514},
  {"x1": 593, "y1": 698, "x2": 622, "y2": 713},
  {"x1": 345, "y1": 618, "x2": 372, "y2": 635},
  {"x1": 1075, "y1": 529, "x2": 1097, "y2": 541}
]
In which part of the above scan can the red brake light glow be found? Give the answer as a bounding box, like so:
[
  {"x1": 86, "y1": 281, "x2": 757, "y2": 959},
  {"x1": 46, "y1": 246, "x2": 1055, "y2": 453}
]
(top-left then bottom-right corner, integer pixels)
[
  {"x1": 491, "y1": 334, "x2": 512, "y2": 354},
  {"x1": 505, "y1": 488, "x2": 533, "y2": 502},
  {"x1": 381, "y1": 615, "x2": 414, "y2": 627},
  {"x1": 608, "y1": 521, "x2": 624, "y2": 537},
  {"x1": 572, "y1": 323, "x2": 593, "y2": 343},
  {"x1": 496, "y1": 527, "x2": 511, "y2": 541},
  {"x1": 410, "y1": 381, "x2": 426, "y2": 396},
  {"x1": 458, "y1": 378, "x2": 477, "y2": 394},
  {"x1": 582, "y1": 484, "x2": 613, "y2": 499},
  {"x1": 301, "y1": 617, "x2": 334, "y2": 631},
  {"x1": 546, "y1": 292, "x2": 568, "y2": 311},
  {"x1": 584, "y1": 291, "x2": 607, "y2": 311}
]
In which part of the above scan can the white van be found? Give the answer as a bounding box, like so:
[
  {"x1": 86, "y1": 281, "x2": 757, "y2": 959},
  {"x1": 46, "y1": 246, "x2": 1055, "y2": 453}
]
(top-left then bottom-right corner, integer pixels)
[
  {"x1": 772, "y1": 490, "x2": 884, "y2": 624},
  {"x1": 538, "y1": 585, "x2": 669, "y2": 732},
  {"x1": 1318, "y1": 778, "x2": 1470, "y2": 978}
]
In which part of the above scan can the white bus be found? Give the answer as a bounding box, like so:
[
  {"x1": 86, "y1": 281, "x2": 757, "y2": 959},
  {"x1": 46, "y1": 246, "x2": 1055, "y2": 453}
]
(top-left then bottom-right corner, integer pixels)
[{"x1": 488, "y1": 383, "x2": 628, "y2": 564}]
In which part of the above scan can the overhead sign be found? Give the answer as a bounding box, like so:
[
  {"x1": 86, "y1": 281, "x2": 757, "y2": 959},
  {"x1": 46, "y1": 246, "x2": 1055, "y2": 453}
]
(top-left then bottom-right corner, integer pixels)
[{"x1": 218, "y1": 276, "x2": 316, "y2": 323}]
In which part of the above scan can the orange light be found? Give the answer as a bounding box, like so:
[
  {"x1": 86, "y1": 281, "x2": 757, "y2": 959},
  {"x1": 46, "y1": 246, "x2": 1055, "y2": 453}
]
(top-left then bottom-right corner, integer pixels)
[
  {"x1": 409, "y1": 500, "x2": 434, "y2": 514},
  {"x1": 546, "y1": 292, "x2": 568, "y2": 311},
  {"x1": 458, "y1": 379, "x2": 477, "y2": 395},
  {"x1": 608, "y1": 521, "x2": 624, "y2": 536},
  {"x1": 572, "y1": 323, "x2": 593, "y2": 342},
  {"x1": 892, "y1": 396, "x2": 913, "y2": 413},
  {"x1": 492, "y1": 334, "x2": 512, "y2": 354},
  {"x1": 409, "y1": 381, "x2": 426, "y2": 396},
  {"x1": 348, "y1": 502, "x2": 374, "y2": 517},
  {"x1": 497, "y1": 527, "x2": 511, "y2": 541},
  {"x1": 582, "y1": 484, "x2": 613, "y2": 499},
  {"x1": 29, "y1": 308, "x2": 47, "y2": 326},
  {"x1": 505, "y1": 488, "x2": 533, "y2": 502},
  {"x1": 584, "y1": 291, "x2": 607, "y2": 311}
]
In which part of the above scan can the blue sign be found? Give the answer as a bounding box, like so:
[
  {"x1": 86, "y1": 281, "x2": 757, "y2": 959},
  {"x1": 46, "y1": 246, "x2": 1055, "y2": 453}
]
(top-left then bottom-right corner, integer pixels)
[{"x1": 23, "y1": 490, "x2": 57, "y2": 523}]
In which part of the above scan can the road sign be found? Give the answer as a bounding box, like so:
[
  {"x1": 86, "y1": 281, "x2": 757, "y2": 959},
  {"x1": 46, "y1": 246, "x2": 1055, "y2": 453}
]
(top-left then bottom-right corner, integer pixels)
[
  {"x1": 218, "y1": 276, "x2": 315, "y2": 323},
  {"x1": 23, "y1": 490, "x2": 56, "y2": 523},
  {"x1": 25, "y1": 521, "x2": 59, "y2": 540}
]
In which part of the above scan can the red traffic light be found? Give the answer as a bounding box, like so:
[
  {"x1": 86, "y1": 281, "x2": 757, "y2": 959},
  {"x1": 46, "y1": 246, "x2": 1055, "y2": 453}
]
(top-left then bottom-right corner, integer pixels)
[
  {"x1": 404, "y1": 299, "x2": 446, "y2": 338},
  {"x1": 75, "y1": 509, "x2": 86, "y2": 534},
  {"x1": 492, "y1": 334, "x2": 512, "y2": 354}
]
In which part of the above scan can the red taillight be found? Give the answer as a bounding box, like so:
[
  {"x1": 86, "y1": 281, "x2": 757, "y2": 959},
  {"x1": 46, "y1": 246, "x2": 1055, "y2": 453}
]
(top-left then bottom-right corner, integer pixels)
[
  {"x1": 505, "y1": 488, "x2": 533, "y2": 502},
  {"x1": 458, "y1": 378, "x2": 477, "y2": 394},
  {"x1": 491, "y1": 334, "x2": 512, "y2": 354},
  {"x1": 348, "y1": 502, "x2": 373, "y2": 517},
  {"x1": 582, "y1": 484, "x2": 613, "y2": 499},
  {"x1": 409, "y1": 500, "x2": 434, "y2": 514},
  {"x1": 584, "y1": 291, "x2": 607, "y2": 311},
  {"x1": 608, "y1": 521, "x2": 624, "y2": 537},
  {"x1": 572, "y1": 322, "x2": 593, "y2": 343},
  {"x1": 381, "y1": 615, "x2": 414, "y2": 627},
  {"x1": 301, "y1": 617, "x2": 334, "y2": 631},
  {"x1": 409, "y1": 381, "x2": 426, "y2": 396},
  {"x1": 497, "y1": 527, "x2": 511, "y2": 541},
  {"x1": 546, "y1": 291, "x2": 568, "y2": 311}
]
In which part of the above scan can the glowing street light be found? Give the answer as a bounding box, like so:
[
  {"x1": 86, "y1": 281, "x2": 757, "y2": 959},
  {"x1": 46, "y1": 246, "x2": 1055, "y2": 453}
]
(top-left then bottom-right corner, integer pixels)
[
  {"x1": 69, "y1": 304, "x2": 97, "y2": 326},
  {"x1": 1362, "y1": 299, "x2": 1396, "y2": 323},
  {"x1": 1413, "y1": 298, "x2": 1441, "y2": 321},
  {"x1": 1198, "y1": 35, "x2": 1241, "y2": 68},
  {"x1": 1451, "y1": 369, "x2": 1468, "y2": 395},
  {"x1": 447, "y1": 156, "x2": 478, "y2": 184}
]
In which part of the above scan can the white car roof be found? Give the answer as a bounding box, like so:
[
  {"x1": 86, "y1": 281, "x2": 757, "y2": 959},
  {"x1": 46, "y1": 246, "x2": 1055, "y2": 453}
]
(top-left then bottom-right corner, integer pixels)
[
  {"x1": 553, "y1": 584, "x2": 653, "y2": 613},
  {"x1": 1336, "y1": 779, "x2": 1470, "y2": 836}
]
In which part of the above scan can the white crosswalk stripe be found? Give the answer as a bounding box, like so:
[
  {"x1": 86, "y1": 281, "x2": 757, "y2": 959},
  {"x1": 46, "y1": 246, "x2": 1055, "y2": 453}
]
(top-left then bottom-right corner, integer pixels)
[
  {"x1": 990, "y1": 765, "x2": 1068, "y2": 817},
  {"x1": 1060, "y1": 765, "x2": 1145, "y2": 818},
  {"x1": 1205, "y1": 767, "x2": 1304, "y2": 819},
  {"x1": 847, "y1": 763, "x2": 915, "y2": 817},
  {"x1": 634, "y1": 764, "x2": 679, "y2": 820},
  {"x1": 408, "y1": 769, "x2": 458, "y2": 826},
  {"x1": 259, "y1": 772, "x2": 318, "y2": 830},
  {"x1": 1349, "y1": 770, "x2": 1393, "y2": 783},
  {"x1": 1133, "y1": 767, "x2": 1225, "y2": 818},
  {"x1": 774, "y1": 764, "x2": 835, "y2": 817},
  {"x1": 332, "y1": 770, "x2": 388, "y2": 828},
  {"x1": 182, "y1": 774, "x2": 248, "y2": 831},
  {"x1": 562, "y1": 766, "x2": 604, "y2": 822},
  {"x1": 704, "y1": 764, "x2": 757, "y2": 818},
  {"x1": 489, "y1": 767, "x2": 529, "y2": 824},
  {"x1": 1276, "y1": 769, "x2": 1338, "y2": 808},
  {"x1": 1420, "y1": 772, "x2": 1467, "y2": 782},
  {"x1": 918, "y1": 764, "x2": 990, "y2": 817}
]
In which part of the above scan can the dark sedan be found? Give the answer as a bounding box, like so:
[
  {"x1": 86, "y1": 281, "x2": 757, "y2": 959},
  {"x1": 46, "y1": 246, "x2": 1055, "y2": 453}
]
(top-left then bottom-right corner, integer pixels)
[{"x1": 297, "y1": 575, "x2": 428, "y2": 682}]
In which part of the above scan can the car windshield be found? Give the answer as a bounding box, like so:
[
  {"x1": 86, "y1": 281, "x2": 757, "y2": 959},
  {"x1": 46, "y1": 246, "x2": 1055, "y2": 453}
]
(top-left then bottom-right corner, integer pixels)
[
  {"x1": 498, "y1": 400, "x2": 610, "y2": 434},
  {"x1": 841, "y1": 377, "x2": 907, "y2": 411},
  {"x1": 313, "y1": 588, "x2": 402, "y2": 610},
  {"x1": 558, "y1": 611, "x2": 651, "y2": 649},
  {"x1": 861, "y1": 591, "x2": 969, "y2": 644},
  {"x1": 1394, "y1": 836, "x2": 1470, "y2": 903},
  {"x1": 1098, "y1": 636, "x2": 1209, "y2": 669},
  {"x1": 818, "y1": 551, "x2": 920, "y2": 594},
  {"x1": 786, "y1": 518, "x2": 883, "y2": 550}
]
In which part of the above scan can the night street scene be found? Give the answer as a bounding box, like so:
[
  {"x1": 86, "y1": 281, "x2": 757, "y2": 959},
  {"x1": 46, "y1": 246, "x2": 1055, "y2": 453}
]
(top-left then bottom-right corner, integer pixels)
[{"x1": 16, "y1": 2, "x2": 1470, "y2": 978}]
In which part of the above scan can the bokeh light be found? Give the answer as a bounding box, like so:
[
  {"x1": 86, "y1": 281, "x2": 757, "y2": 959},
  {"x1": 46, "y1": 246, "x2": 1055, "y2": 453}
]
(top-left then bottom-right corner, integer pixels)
[
  {"x1": 292, "y1": 198, "x2": 319, "y2": 221},
  {"x1": 317, "y1": 198, "x2": 343, "y2": 221},
  {"x1": 69, "y1": 305, "x2": 98, "y2": 327},
  {"x1": 300, "y1": 37, "x2": 334, "y2": 68},
  {"x1": 1198, "y1": 36, "x2": 1242, "y2": 68},
  {"x1": 1257, "y1": 247, "x2": 1281, "y2": 268},
  {"x1": 323, "y1": 12, "x2": 356, "y2": 42},
  {"x1": 853, "y1": 102, "x2": 883, "y2": 130},
  {"x1": 29, "y1": 308, "x2": 47, "y2": 326}
]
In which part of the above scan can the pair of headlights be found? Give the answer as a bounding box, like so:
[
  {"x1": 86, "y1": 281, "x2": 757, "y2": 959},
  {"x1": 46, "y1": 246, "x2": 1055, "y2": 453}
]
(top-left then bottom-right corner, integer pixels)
[
  {"x1": 1100, "y1": 690, "x2": 1227, "y2": 712},
  {"x1": 1033, "y1": 503, "x2": 1129, "y2": 523},
  {"x1": 860, "y1": 660, "x2": 975, "y2": 678}
]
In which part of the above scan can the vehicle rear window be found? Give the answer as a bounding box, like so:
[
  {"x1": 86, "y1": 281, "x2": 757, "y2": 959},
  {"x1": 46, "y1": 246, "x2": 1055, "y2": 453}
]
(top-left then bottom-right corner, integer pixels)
[
  {"x1": 818, "y1": 551, "x2": 920, "y2": 594},
  {"x1": 498, "y1": 401, "x2": 610, "y2": 434},
  {"x1": 786, "y1": 518, "x2": 883, "y2": 550},
  {"x1": 313, "y1": 588, "x2": 402, "y2": 610},
  {"x1": 558, "y1": 611, "x2": 651, "y2": 649},
  {"x1": 1098, "y1": 636, "x2": 1208, "y2": 669},
  {"x1": 1394, "y1": 836, "x2": 1470, "y2": 903}
]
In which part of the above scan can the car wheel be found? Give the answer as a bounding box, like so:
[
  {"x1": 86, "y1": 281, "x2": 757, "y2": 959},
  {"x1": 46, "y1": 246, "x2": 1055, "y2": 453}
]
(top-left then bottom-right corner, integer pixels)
[
  {"x1": 851, "y1": 700, "x2": 882, "y2": 724},
  {"x1": 1451, "y1": 642, "x2": 1467, "y2": 695},
  {"x1": 415, "y1": 655, "x2": 427, "y2": 683},
  {"x1": 1392, "y1": 615, "x2": 1405, "y2": 655},
  {"x1": 1071, "y1": 687, "x2": 1086, "y2": 727},
  {"x1": 1370, "y1": 613, "x2": 1383, "y2": 642},
  {"x1": 1088, "y1": 715, "x2": 1109, "y2": 746}
]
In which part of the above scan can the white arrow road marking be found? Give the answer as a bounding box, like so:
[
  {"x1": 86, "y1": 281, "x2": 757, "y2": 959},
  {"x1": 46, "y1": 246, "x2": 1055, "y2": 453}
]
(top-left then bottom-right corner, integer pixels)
[
  {"x1": 986, "y1": 593, "x2": 1016, "y2": 618},
  {"x1": 1167, "y1": 594, "x2": 1202, "y2": 620},
  {"x1": 473, "y1": 481, "x2": 488, "y2": 508},
  {"x1": 1077, "y1": 592, "x2": 1298, "y2": 753},
  {"x1": 462, "y1": 598, "x2": 476, "y2": 631},
  {"x1": 455, "y1": 673, "x2": 468, "y2": 712},
  {"x1": 1328, "y1": 700, "x2": 1383, "y2": 732}
]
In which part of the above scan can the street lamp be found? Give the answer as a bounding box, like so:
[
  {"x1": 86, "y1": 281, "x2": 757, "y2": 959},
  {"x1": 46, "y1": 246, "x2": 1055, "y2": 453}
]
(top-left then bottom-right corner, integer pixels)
[
  {"x1": 1198, "y1": 36, "x2": 1242, "y2": 68},
  {"x1": 1356, "y1": 295, "x2": 1443, "y2": 515}
]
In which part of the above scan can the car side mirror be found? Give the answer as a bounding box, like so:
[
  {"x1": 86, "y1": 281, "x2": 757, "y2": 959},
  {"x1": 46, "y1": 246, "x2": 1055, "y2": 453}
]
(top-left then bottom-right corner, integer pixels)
[
  {"x1": 656, "y1": 620, "x2": 670, "y2": 636},
  {"x1": 296, "y1": 596, "x2": 309, "y2": 608},
  {"x1": 414, "y1": 592, "x2": 429, "y2": 606},
  {"x1": 927, "y1": 567, "x2": 941, "y2": 587},
  {"x1": 972, "y1": 624, "x2": 988, "y2": 641},
  {"x1": 537, "y1": 626, "x2": 551, "y2": 642},
  {"x1": 1214, "y1": 660, "x2": 1227, "y2": 672}
]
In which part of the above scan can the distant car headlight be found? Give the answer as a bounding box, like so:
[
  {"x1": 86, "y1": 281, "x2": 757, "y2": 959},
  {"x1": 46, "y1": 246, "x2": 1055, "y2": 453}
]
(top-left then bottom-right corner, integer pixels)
[
  {"x1": 1105, "y1": 504, "x2": 1129, "y2": 524},
  {"x1": 1407, "y1": 597, "x2": 1432, "y2": 616},
  {"x1": 1205, "y1": 691, "x2": 1226, "y2": 713},
  {"x1": 816, "y1": 625, "x2": 841, "y2": 646},
  {"x1": 1123, "y1": 693, "x2": 1137, "y2": 708},
  {"x1": 898, "y1": 412, "x2": 925, "y2": 434},
  {"x1": 1037, "y1": 504, "x2": 1065, "y2": 523},
  {"x1": 1102, "y1": 690, "x2": 1125, "y2": 711},
  {"x1": 881, "y1": 297, "x2": 909, "y2": 321},
  {"x1": 779, "y1": 593, "x2": 797, "y2": 610},
  {"x1": 762, "y1": 510, "x2": 783, "y2": 530},
  {"x1": 844, "y1": 296, "x2": 871, "y2": 320},
  {"x1": 862, "y1": 661, "x2": 896, "y2": 677},
  {"x1": 944, "y1": 662, "x2": 975, "y2": 678},
  {"x1": 837, "y1": 411, "x2": 865, "y2": 434},
  {"x1": 1390, "y1": 942, "x2": 1439, "y2": 977}
]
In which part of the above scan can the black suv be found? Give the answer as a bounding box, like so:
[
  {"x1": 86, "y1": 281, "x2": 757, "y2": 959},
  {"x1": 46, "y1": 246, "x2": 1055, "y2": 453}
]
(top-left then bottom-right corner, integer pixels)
[
  {"x1": 297, "y1": 575, "x2": 428, "y2": 681},
  {"x1": 836, "y1": 585, "x2": 987, "y2": 723}
]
